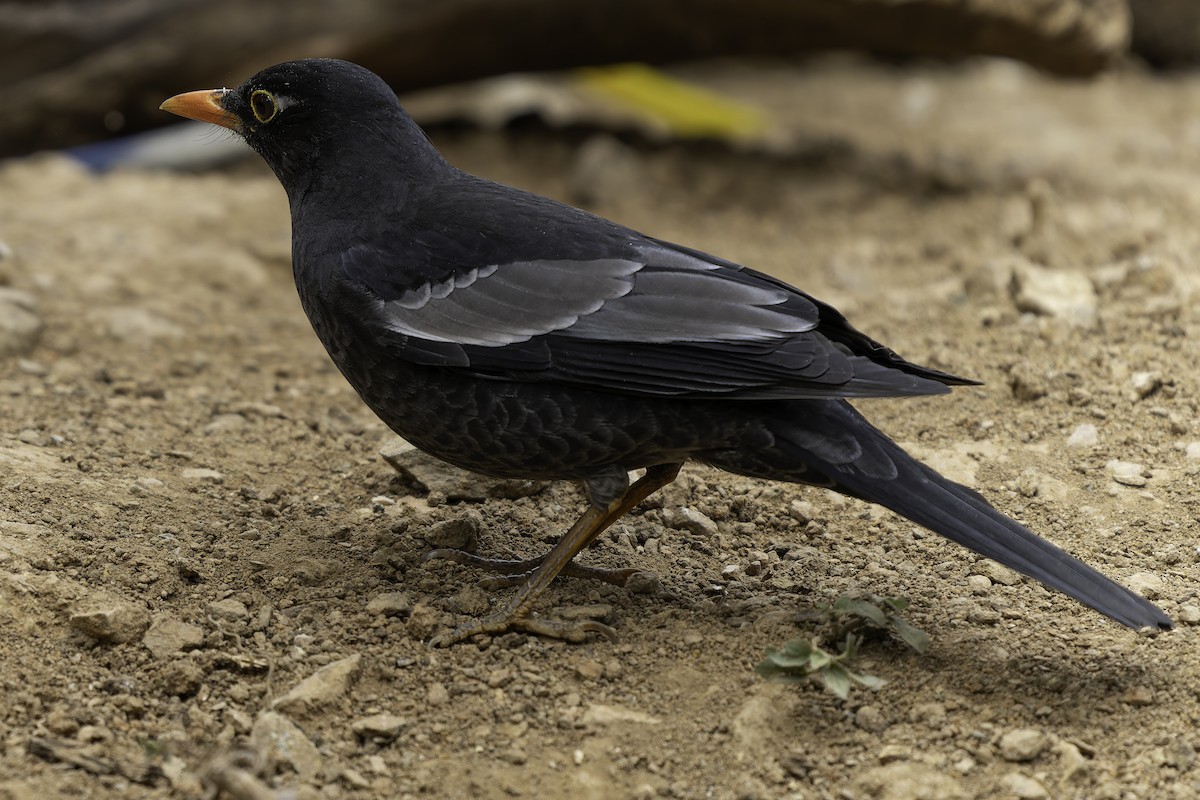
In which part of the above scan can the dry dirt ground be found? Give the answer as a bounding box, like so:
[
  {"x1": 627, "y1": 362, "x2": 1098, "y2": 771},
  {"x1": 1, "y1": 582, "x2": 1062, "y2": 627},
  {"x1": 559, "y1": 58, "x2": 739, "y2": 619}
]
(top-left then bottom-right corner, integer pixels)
[{"x1": 3, "y1": 56, "x2": 1200, "y2": 800}]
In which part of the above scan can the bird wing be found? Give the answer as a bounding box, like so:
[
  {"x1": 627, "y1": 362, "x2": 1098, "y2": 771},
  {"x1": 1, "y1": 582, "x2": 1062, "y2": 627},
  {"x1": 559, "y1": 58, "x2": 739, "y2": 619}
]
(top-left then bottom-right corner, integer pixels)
[{"x1": 336, "y1": 192, "x2": 973, "y2": 400}]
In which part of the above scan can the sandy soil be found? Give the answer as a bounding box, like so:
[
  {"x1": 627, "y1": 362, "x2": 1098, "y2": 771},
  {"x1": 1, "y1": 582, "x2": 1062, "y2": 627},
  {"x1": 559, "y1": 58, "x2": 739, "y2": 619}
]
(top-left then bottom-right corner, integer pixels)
[{"x1": 2, "y1": 56, "x2": 1200, "y2": 799}]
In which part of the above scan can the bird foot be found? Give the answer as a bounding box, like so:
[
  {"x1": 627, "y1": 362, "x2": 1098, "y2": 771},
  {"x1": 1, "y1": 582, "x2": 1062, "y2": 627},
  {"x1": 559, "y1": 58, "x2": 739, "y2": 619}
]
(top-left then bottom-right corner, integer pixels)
[
  {"x1": 429, "y1": 611, "x2": 618, "y2": 647},
  {"x1": 423, "y1": 548, "x2": 641, "y2": 587}
]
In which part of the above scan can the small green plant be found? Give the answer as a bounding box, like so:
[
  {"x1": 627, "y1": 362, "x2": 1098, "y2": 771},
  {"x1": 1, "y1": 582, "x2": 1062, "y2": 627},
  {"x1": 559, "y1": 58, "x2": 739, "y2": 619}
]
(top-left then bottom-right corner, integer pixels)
[{"x1": 756, "y1": 595, "x2": 929, "y2": 699}]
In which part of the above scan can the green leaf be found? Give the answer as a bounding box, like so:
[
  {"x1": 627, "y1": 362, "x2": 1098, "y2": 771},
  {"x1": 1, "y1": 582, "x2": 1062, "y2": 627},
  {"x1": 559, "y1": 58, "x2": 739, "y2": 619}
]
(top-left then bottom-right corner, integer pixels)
[
  {"x1": 847, "y1": 670, "x2": 886, "y2": 690},
  {"x1": 821, "y1": 664, "x2": 851, "y2": 699},
  {"x1": 891, "y1": 618, "x2": 930, "y2": 654},
  {"x1": 834, "y1": 597, "x2": 888, "y2": 626}
]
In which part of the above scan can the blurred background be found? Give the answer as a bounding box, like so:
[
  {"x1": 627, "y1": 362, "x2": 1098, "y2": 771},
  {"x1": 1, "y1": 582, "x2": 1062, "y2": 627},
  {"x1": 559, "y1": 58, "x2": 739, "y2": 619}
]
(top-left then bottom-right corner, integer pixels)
[{"x1": 5, "y1": 0, "x2": 1200, "y2": 164}]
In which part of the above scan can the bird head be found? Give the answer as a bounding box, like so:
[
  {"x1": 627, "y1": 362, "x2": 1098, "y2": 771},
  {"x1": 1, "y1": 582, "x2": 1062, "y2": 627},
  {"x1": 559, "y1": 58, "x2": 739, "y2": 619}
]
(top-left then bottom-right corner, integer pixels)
[{"x1": 161, "y1": 59, "x2": 440, "y2": 198}]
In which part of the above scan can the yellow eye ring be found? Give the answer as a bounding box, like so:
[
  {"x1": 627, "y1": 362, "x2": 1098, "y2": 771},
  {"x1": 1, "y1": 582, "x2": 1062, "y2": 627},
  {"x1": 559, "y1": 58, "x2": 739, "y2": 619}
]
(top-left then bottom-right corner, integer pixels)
[{"x1": 250, "y1": 89, "x2": 279, "y2": 124}]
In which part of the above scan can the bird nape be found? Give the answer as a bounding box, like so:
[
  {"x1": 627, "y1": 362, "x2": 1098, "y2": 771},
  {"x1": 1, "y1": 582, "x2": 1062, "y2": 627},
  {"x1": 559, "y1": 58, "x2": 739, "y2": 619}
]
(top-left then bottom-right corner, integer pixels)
[{"x1": 161, "y1": 58, "x2": 1172, "y2": 646}]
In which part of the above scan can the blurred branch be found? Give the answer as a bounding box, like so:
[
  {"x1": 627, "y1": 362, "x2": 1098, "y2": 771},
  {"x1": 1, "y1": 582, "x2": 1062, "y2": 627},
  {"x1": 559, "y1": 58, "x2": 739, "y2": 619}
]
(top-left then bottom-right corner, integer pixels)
[{"x1": 0, "y1": 0, "x2": 1131, "y2": 157}]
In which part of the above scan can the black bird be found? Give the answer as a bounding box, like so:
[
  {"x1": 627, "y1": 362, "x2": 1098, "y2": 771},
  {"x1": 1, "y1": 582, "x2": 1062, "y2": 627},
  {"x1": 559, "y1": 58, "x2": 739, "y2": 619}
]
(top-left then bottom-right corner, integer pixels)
[{"x1": 161, "y1": 59, "x2": 1171, "y2": 644}]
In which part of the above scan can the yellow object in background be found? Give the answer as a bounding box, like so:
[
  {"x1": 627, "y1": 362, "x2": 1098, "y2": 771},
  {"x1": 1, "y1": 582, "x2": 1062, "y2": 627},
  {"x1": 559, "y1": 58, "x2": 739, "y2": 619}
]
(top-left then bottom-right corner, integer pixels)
[{"x1": 575, "y1": 63, "x2": 769, "y2": 140}]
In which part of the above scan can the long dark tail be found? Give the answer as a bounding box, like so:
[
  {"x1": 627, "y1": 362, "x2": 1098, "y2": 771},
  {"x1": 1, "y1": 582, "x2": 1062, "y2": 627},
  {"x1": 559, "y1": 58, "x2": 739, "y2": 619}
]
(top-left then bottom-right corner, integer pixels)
[{"x1": 708, "y1": 400, "x2": 1172, "y2": 630}]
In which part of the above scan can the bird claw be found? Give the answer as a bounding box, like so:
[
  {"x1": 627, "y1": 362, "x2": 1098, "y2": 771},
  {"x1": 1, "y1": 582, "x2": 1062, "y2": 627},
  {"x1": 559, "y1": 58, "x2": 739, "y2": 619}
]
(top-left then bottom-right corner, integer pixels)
[
  {"x1": 423, "y1": 547, "x2": 642, "y2": 587},
  {"x1": 429, "y1": 613, "x2": 618, "y2": 647}
]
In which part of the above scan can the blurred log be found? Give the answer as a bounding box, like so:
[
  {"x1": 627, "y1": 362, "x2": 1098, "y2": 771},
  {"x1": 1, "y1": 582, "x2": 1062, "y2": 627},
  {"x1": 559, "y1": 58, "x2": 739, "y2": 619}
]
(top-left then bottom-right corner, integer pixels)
[
  {"x1": 0, "y1": 0, "x2": 1130, "y2": 157},
  {"x1": 1129, "y1": 0, "x2": 1200, "y2": 66}
]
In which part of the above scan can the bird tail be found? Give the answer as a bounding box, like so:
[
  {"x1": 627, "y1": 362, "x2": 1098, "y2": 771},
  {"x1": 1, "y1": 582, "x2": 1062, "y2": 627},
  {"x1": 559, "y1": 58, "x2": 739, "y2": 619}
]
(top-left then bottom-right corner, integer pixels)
[{"x1": 720, "y1": 401, "x2": 1172, "y2": 630}]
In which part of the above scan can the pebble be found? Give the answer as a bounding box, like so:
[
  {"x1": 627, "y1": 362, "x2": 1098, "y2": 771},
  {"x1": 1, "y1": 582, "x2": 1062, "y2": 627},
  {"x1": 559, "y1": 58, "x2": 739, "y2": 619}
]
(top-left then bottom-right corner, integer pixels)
[
  {"x1": 580, "y1": 704, "x2": 661, "y2": 725},
  {"x1": 142, "y1": 615, "x2": 204, "y2": 658},
  {"x1": 365, "y1": 591, "x2": 411, "y2": 617},
  {"x1": 1001, "y1": 772, "x2": 1048, "y2": 799},
  {"x1": 1066, "y1": 424, "x2": 1098, "y2": 449},
  {"x1": 1186, "y1": 443, "x2": 1200, "y2": 461},
  {"x1": 573, "y1": 658, "x2": 604, "y2": 681},
  {"x1": 1008, "y1": 259, "x2": 1098, "y2": 329},
  {"x1": 662, "y1": 506, "x2": 719, "y2": 537},
  {"x1": 69, "y1": 596, "x2": 151, "y2": 643},
  {"x1": 427, "y1": 682, "x2": 450, "y2": 706},
  {"x1": 999, "y1": 728, "x2": 1047, "y2": 762},
  {"x1": 208, "y1": 598, "x2": 249, "y2": 622},
  {"x1": 157, "y1": 658, "x2": 204, "y2": 696},
  {"x1": 877, "y1": 744, "x2": 911, "y2": 763},
  {"x1": 1105, "y1": 459, "x2": 1147, "y2": 487},
  {"x1": 0, "y1": 288, "x2": 43, "y2": 358},
  {"x1": 854, "y1": 704, "x2": 888, "y2": 733},
  {"x1": 181, "y1": 467, "x2": 225, "y2": 484},
  {"x1": 1130, "y1": 371, "x2": 1162, "y2": 400},
  {"x1": 1120, "y1": 686, "x2": 1155, "y2": 706},
  {"x1": 967, "y1": 574, "x2": 992, "y2": 594},
  {"x1": 251, "y1": 711, "x2": 323, "y2": 782},
  {"x1": 1056, "y1": 740, "x2": 1088, "y2": 783},
  {"x1": 1177, "y1": 604, "x2": 1200, "y2": 625},
  {"x1": 1124, "y1": 572, "x2": 1163, "y2": 599},
  {"x1": 271, "y1": 654, "x2": 362, "y2": 715},
  {"x1": 420, "y1": 512, "x2": 481, "y2": 551},
  {"x1": 853, "y1": 762, "x2": 963, "y2": 800},
  {"x1": 981, "y1": 561, "x2": 1022, "y2": 586},
  {"x1": 351, "y1": 713, "x2": 410, "y2": 740},
  {"x1": 104, "y1": 307, "x2": 184, "y2": 342}
]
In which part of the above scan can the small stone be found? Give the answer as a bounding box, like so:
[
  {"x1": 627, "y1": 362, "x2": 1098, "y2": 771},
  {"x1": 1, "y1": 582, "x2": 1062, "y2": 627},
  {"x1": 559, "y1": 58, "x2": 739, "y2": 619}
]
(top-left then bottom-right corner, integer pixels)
[
  {"x1": 663, "y1": 506, "x2": 718, "y2": 537},
  {"x1": 1124, "y1": 572, "x2": 1163, "y2": 600},
  {"x1": 1186, "y1": 443, "x2": 1200, "y2": 461},
  {"x1": 341, "y1": 769, "x2": 371, "y2": 790},
  {"x1": 69, "y1": 596, "x2": 151, "y2": 643},
  {"x1": 208, "y1": 598, "x2": 249, "y2": 622},
  {"x1": 427, "y1": 682, "x2": 450, "y2": 706},
  {"x1": 1002, "y1": 773, "x2": 1048, "y2": 799},
  {"x1": 1056, "y1": 741, "x2": 1088, "y2": 783},
  {"x1": 366, "y1": 591, "x2": 411, "y2": 617},
  {"x1": 1106, "y1": 460, "x2": 1147, "y2": 487},
  {"x1": 854, "y1": 704, "x2": 888, "y2": 733},
  {"x1": 1009, "y1": 260, "x2": 1098, "y2": 328},
  {"x1": 878, "y1": 744, "x2": 910, "y2": 763},
  {"x1": 999, "y1": 728, "x2": 1047, "y2": 762},
  {"x1": 574, "y1": 658, "x2": 604, "y2": 681},
  {"x1": 142, "y1": 615, "x2": 204, "y2": 658},
  {"x1": 352, "y1": 714, "x2": 410, "y2": 740},
  {"x1": 420, "y1": 512, "x2": 481, "y2": 551},
  {"x1": 1120, "y1": 686, "x2": 1155, "y2": 706},
  {"x1": 1066, "y1": 424, "x2": 1099, "y2": 449},
  {"x1": 580, "y1": 704, "x2": 661, "y2": 725},
  {"x1": 157, "y1": 659, "x2": 204, "y2": 696},
  {"x1": 967, "y1": 574, "x2": 992, "y2": 595},
  {"x1": 271, "y1": 654, "x2": 362, "y2": 715},
  {"x1": 203, "y1": 413, "x2": 246, "y2": 435},
  {"x1": 788, "y1": 499, "x2": 817, "y2": 524},
  {"x1": 251, "y1": 711, "x2": 323, "y2": 781},
  {"x1": 981, "y1": 561, "x2": 1022, "y2": 586},
  {"x1": 105, "y1": 307, "x2": 183, "y2": 342},
  {"x1": 1177, "y1": 604, "x2": 1200, "y2": 625},
  {"x1": 1130, "y1": 371, "x2": 1162, "y2": 400},
  {"x1": 181, "y1": 467, "x2": 225, "y2": 484},
  {"x1": 854, "y1": 762, "x2": 963, "y2": 800},
  {"x1": 910, "y1": 702, "x2": 946, "y2": 727},
  {"x1": 0, "y1": 287, "x2": 44, "y2": 358}
]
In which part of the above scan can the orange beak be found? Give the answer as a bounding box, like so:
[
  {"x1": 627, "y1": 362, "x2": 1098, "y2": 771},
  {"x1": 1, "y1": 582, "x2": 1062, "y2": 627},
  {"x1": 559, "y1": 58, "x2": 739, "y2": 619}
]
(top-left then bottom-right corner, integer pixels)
[{"x1": 160, "y1": 89, "x2": 240, "y2": 131}]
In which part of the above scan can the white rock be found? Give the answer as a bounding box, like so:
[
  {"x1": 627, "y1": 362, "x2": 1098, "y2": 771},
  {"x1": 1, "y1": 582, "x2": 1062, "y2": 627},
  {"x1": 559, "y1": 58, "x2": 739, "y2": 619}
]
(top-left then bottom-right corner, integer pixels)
[
  {"x1": 1125, "y1": 572, "x2": 1163, "y2": 599},
  {"x1": 251, "y1": 711, "x2": 322, "y2": 781},
  {"x1": 1002, "y1": 772, "x2": 1048, "y2": 799},
  {"x1": 999, "y1": 728, "x2": 1047, "y2": 762},
  {"x1": 271, "y1": 654, "x2": 362, "y2": 715},
  {"x1": 1009, "y1": 260, "x2": 1098, "y2": 329},
  {"x1": 1105, "y1": 460, "x2": 1147, "y2": 487},
  {"x1": 1066, "y1": 424, "x2": 1098, "y2": 449}
]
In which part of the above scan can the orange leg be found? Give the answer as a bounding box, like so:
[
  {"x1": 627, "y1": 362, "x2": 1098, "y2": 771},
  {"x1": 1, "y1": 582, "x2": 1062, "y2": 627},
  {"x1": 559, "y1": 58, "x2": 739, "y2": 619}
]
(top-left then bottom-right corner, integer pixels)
[{"x1": 428, "y1": 463, "x2": 682, "y2": 646}]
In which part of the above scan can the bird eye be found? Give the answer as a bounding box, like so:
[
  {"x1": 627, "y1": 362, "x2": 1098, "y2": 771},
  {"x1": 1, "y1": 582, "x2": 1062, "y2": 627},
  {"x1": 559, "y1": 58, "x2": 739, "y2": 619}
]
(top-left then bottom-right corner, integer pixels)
[{"x1": 250, "y1": 89, "x2": 279, "y2": 124}]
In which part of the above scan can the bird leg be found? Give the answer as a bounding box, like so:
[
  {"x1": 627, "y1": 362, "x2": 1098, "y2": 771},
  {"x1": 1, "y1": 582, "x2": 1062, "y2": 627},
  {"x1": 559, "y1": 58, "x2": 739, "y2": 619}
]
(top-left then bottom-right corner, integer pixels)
[
  {"x1": 428, "y1": 462, "x2": 682, "y2": 646},
  {"x1": 422, "y1": 550, "x2": 642, "y2": 589}
]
